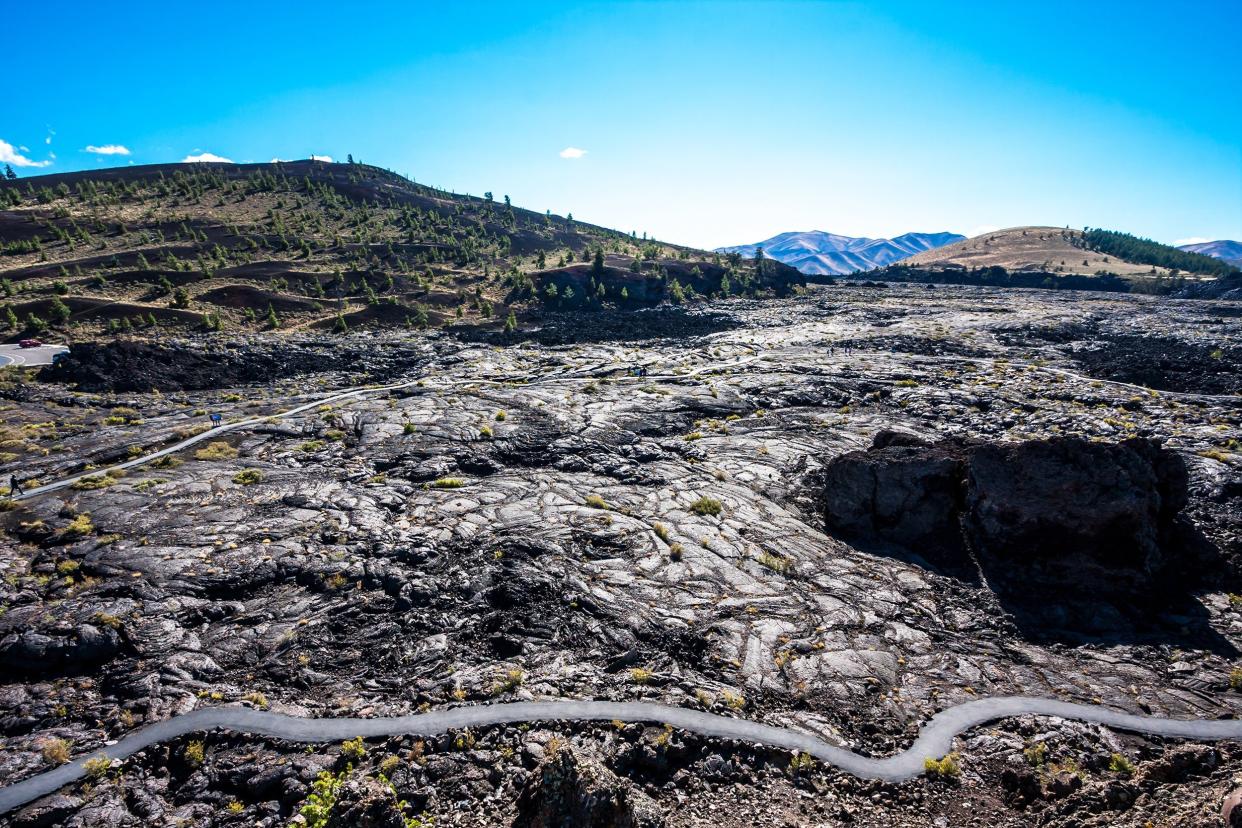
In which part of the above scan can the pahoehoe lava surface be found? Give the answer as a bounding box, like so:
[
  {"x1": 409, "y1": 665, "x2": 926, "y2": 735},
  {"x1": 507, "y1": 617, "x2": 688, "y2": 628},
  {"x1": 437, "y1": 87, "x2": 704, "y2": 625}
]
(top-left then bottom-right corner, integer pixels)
[{"x1": 1, "y1": 283, "x2": 1240, "y2": 827}]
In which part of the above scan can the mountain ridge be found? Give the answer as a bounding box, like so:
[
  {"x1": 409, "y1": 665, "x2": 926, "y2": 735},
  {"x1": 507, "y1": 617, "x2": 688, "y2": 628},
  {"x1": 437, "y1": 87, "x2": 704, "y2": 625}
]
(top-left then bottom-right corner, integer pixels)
[
  {"x1": 716, "y1": 230, "x2": 965, "y2": 275},
  {"x1": 1178, "y1": 239, "x2": 1242, "y2": 268}
]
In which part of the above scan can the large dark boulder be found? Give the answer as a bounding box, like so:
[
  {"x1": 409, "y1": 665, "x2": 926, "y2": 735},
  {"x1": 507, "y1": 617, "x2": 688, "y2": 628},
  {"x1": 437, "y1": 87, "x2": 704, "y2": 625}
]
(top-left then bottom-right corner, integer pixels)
[
  {"x1": 818, "y1": 431, "x2": 969, "y2": 571},
  {"x1": 513, "y1": 747, "x2": 664, "y2": 828},
  {"x1": 817, "y1": 435, "x2": 1205, "y2": 634},
  {"x1": 963, "y1": 438, "x2": 1188, "y2": 603}
]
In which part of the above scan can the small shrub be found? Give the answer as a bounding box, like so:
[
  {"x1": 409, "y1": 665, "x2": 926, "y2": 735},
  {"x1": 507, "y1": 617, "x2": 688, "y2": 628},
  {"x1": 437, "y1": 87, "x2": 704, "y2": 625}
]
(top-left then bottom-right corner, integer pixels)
[
  {"x1": 83, "y1": 756, "x2": 112, "y2": 780},
  {"x1": 232, "y1": 469, "x2": 263, "y2": 485},
  {"x1": 42, "y1": 738, "x2": 71, "y2": 765},
  {"x1": 756, "y1": 552, "x2": 791, "y2": 575},
  {"x1": 629, "y1": 667, "x2": 653, "y2": 684},
  {"x1": 244, "y1": 691, "x2": 269, "y2": 709},
  {"x1": 653, "y1": 522, "x2": 670, "y2": 542},
  {"x1": 668, "y1": 542, "x2": 684, "y2": 560},
  {"x1": 721, "y1": 690, "x2": 745, "y2": 710},
  {"x1": 493, "y1": 668, "x2": 525, "y2": 694},
  {"x1": 402, "y1": 422, "x2": 416, "y2": 435},
  {"x1": 70, "y1": 474, "x2": 115, "y2": 491},
  {"x1": 341, "y1": 736, "x2": 366, "y2": 760},
  {"x1": 1023, "y1": 741, "x2": 1048, "y2": 766},
  {"x1": 429, "y1": 478, "x2": 465, "y2": 489},
  {"x1": 378, "y1": 754, "x2": 401, "y2": 776},
  {"x1": 184, "y1": 740, "x2": 205, "y2": 765},
  {"x1": 585, "y1": 494, "x2": 609, "y2": 510},
  {"x1": 1230, "y1": 667, "x2": 1242, "y2": 691},
  {"x1": 195, "y1": 441, "x2": 238, "y2": 461},
  {"x1": 62, "y1": 513, "x2": 94, "y2": 538},
  {"x1": 299, "y1": 440, "x2": 325, "y2": 452},
  {"x1": 92, "y1": 611, "x2": 122, "y2": 629},
  {"x1": 789, "y1": 751, "x2": 816, "y2": 773},
  {"x1": 923, "y1": 753, "x2": 961, "y2": 779},
  {"x1": 479, "y1": 425, "x2": 494, "y2": 439},
  {"x1": 1107, "y1": 752, "x2": 1136, "y2": 777},
  {"x1": 689, "y1": 496, "x2": 722, "y2": 517},
  {"x1": 495, "y1": 410, "x2": 506, "y2": 421},
  {"x1": 226, "y1": 800, "x2": 244, "y2": 814}
]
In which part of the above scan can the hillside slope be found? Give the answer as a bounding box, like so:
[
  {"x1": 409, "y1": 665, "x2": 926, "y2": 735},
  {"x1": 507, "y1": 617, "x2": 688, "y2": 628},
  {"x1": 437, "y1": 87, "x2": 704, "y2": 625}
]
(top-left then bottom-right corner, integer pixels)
[
  {"x1": 0, "y1": 160, "x2": 799, "y2": 341},
  {"x1": 901, "y1": 226, "x2": 1234, "y2": 279},
  {"x1": 717, "y1": 230, "x2": 963, "y2": 275}
]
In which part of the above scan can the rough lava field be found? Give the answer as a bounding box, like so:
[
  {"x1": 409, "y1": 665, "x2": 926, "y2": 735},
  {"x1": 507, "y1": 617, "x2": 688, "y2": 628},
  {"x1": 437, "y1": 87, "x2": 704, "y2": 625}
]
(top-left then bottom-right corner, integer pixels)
[{"x1": 1, "y1": 283, "x2": 1241, "y2": 827}]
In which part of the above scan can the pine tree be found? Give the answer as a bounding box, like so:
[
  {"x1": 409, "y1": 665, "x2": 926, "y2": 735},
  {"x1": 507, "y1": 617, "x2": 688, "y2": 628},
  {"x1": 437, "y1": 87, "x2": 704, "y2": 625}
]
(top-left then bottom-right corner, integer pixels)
[
  {"x1": 333, "y1": 313, "x2": 349, "y2": 333},
  {"x1": 2, "y1": 305, "x2": 16, "y2": 329},
  {"x1": 3, "y1": 164, "x2": 15, "y2": 180},
  {"x1": 266, "y1": 303, "x2": 280, "y2": 328},
  {"x1": 171, "y1": 287, "x2": 190, "y2": 309},
  {"x1": 592, "y1": 248, "x2": 605, "y2": 278},
  {"x1": 49, "y1": 296, "x2": 71, "y2": 324},
  {"x1": 504, "y1": 310, "x2": 517, "y2": 332}
]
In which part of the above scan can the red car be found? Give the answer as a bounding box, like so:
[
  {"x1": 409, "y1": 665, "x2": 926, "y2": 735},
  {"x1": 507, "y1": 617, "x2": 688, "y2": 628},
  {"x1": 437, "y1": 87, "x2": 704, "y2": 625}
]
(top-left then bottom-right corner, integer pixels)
[{"x1": 17, "y1": 339, "x2": 42, "y2": 348}]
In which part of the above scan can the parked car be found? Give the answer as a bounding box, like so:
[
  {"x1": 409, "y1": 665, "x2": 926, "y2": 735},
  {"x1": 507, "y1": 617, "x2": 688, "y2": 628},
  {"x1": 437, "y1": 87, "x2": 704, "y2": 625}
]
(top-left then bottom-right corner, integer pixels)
[{"x1": 17, "y1": 339, "x2": 42, "y2": 348}]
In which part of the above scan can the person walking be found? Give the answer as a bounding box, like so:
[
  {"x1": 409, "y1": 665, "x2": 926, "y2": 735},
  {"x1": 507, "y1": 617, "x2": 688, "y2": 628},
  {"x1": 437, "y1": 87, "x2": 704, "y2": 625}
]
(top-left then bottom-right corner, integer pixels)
[{"x1": 9, "y1": 474, "x2": 24, "y2": 496}]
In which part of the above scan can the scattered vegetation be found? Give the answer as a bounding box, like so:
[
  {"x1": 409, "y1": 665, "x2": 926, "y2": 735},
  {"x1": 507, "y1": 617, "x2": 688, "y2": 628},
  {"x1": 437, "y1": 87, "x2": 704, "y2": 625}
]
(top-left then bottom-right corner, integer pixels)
[
  {"x1": 194, "y1": 441, "x2": 238, "y2": 461},
  {"x1": 41, "y1": 738, "x2": 72, "y2": 765},
  {"x1": 689, "y1": 496, "x2": 723, "y2": 517},
  {"x1": 184, "y1": 740, "x2": 205, "y2": 766},
  {"x1": 923, "y1": 752, "x2": 961, "y2": 779},
  {"x1": 1107, "y1": 752, "x2": 1136, "y2": 777}
]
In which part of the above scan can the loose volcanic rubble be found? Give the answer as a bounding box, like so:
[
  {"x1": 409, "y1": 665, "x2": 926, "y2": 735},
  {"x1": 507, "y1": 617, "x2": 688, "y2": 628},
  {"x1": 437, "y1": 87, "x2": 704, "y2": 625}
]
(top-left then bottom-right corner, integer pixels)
[{"x1": 0, "y1": 283, "x2": 1240, "y2": 827}]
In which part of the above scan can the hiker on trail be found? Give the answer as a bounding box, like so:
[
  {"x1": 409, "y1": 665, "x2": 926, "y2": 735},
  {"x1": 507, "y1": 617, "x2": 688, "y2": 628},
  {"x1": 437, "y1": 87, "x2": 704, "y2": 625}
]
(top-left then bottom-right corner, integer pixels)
[
  {"x1": 210, "y1": 413, "x2": 223, "y2": 427},
  {"x1": 9, "y1": 474, "x2": 24, "y2": 496}
]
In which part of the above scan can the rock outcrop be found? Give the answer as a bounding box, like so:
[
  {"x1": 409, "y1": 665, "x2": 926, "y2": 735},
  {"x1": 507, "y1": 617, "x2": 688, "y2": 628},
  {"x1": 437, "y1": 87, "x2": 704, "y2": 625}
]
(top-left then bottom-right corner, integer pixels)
[
  {"x1": 818, "y1": 435, "x2": 1203, "y2": 632},
  {"x1": 513, "y1": 747, "x2": 664, "y2": 828}
]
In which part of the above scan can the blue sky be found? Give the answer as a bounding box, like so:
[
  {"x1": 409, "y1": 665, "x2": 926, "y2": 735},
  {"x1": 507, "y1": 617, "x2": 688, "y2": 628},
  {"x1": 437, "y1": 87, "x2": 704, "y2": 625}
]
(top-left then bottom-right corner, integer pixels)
[{"x1": 4, "y1": 1, "x2": 1239, "y2": 248}]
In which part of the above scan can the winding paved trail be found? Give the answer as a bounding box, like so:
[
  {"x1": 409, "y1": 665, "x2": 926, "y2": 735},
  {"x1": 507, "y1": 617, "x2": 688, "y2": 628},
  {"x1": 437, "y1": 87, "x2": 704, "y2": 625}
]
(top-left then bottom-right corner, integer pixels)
[{"x1": 3, "y1": 697, "x2": 1241, "y2": 814}]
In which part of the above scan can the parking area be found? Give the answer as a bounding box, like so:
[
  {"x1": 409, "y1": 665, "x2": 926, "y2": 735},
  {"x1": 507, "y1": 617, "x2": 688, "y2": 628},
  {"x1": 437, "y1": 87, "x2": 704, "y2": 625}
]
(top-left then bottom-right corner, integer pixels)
[{"x1": 0, "y1": 343, "x2": 69, "y2": 367}]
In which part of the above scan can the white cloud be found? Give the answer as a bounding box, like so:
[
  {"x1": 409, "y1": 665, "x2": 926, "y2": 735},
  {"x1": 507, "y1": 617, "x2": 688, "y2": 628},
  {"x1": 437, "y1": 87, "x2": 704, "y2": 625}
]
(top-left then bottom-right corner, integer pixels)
[
  {"x1": 270, "y1": 157, "x2": 292, "y2": 163},
  {"x1": 182, "y1": 152, "x2": 233, "y2": 163},
  {"x1": 0, "y1": 138, "x2": 52, "y2": 167},
  {"x1": 967, "y1": 224, "x2": 999, "y2": 238},
  {"x1": 1174, "y1": 236, "x2": 1209, "y2": 247},
  {"x1": 559, "y1": 146, "x2": 587, "y2": 159},
  {"x1": 84, "y1": 144, "x2": 131, "y2": 156},
  {"x1": 310, "y1": 154, "x2": 333, "y2": 162}
]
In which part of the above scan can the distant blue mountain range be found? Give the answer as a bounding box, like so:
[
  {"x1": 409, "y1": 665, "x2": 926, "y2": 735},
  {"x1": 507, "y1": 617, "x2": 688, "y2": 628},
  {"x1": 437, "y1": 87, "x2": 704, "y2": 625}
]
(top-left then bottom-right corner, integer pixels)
[
  {"x1": 717, "y1": 230, "x2": 966, "y2": 275},
  {"x1": 1177, "y1": 239, "x2": 1242, "y2": 268}
]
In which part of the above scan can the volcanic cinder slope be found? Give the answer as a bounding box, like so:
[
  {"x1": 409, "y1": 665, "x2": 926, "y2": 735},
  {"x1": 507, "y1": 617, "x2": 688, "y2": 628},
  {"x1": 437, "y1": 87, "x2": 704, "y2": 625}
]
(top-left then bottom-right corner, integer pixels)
[{"x1": 901, "y1": 226, "x2": 1198, "y2": 278}]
